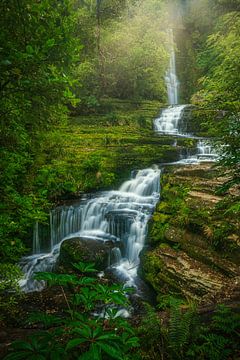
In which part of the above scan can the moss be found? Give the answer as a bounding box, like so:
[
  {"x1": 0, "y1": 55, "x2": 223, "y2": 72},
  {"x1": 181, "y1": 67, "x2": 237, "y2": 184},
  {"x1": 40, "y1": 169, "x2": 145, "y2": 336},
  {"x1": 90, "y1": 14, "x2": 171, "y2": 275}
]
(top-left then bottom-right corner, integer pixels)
[
  {"x1": 142, "y1": 163, "x2": 240, "y2": 302},
  {"x1": 58, "y1": 237, "x2": 111, "y2": 272},
  {"x1": 140, "y1": 248, "x2": 181, "y2": 296},
  {"x1": 46, "y1": 99, "x2": 186, "y2": 199}
]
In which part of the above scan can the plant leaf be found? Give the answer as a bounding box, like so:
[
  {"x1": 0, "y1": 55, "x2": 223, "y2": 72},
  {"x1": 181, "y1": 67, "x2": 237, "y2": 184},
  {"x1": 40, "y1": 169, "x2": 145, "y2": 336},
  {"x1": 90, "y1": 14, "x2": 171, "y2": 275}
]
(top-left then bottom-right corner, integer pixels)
[{"x1": 66, "y1": 338, "x2": 87, "y2": 351}]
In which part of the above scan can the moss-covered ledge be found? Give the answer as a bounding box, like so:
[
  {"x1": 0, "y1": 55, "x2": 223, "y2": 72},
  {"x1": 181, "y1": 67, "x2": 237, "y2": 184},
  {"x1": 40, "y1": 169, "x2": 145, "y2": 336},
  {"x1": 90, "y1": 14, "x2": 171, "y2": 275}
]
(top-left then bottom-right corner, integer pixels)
[{"x1": 141, "y1": 163, "x2": 240, "y2": 305}]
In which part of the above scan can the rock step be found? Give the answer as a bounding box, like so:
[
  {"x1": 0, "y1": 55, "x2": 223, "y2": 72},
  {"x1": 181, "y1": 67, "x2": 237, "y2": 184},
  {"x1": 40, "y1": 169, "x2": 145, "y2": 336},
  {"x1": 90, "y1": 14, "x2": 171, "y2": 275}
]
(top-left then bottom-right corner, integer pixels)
[{"x1": 141, "y1": 246, "x2": 231, "y2": 302}]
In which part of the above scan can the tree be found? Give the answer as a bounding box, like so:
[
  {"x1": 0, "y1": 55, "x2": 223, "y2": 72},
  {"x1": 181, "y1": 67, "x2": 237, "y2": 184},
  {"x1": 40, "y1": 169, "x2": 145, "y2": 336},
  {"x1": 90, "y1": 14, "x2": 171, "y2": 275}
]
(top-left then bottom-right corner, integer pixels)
[
  {"x1": 193, "y1": 11, "x2": 240, "y2": 185},
  {"x1": 0, "y1": 0, "x2": 80, "y2": 262},
  {"x1": 100, "y1": 0, "x2": 169, "y2": 100}
]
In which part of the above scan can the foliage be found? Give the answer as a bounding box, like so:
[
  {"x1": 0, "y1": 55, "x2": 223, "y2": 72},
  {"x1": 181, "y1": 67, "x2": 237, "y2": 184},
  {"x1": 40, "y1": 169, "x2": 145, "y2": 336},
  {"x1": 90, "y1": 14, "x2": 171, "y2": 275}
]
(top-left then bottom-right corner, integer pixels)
[
  {"x1": 139, "y1": 301, "x2": 240, "y2": 360},
  {"x1": 187, "y1": 305, "x2": 240, "y2": 360},
  {"x1": 4, "y1": 262, "x2": 139, "y2": 360},
  {"x1": 168, "y1": 305, "x2": 198, "y2": 359},
  {"x1": 193, "y1": 11, "x2": 240, "y2": 184},
  {"x1": 0, "y1": 0, "x2": 79, "y2": 262},
  {"x1": 0, "y1": 263, "x2": 23, "y2": 322},
  {"x1": 150, "y1": 178, "x2": 190, "y2": 244},
  {"x1": 138, "y1": 304, "x2": 166, "y2": 360},
  {"x1": 100, "y1": 0, "x2": 168, "y2": 100},
  {"x1": 157, "y1": 294, "x2": 185, "y2": 311}
]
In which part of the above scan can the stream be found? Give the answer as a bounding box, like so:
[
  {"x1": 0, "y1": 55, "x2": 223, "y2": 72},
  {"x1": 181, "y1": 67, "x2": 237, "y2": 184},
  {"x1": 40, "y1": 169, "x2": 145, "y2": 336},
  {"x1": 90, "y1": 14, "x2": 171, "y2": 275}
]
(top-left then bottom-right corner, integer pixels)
[{"x1": 19, "y1": 29, "x2": 218, "y2": 294}]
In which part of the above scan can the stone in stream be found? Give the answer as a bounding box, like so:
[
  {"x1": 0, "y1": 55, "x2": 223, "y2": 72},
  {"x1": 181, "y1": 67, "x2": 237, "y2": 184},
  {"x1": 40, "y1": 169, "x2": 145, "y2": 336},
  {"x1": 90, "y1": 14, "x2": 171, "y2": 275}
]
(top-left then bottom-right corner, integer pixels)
[{"x1": 57, "y1": 236, "x2": 119, "y2": 272}]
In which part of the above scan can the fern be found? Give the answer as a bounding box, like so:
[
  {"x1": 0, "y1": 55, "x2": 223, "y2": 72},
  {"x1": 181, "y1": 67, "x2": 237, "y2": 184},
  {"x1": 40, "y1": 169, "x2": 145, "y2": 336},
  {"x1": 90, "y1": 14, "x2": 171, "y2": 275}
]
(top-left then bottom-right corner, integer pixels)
[
  {"x1": 189, "y1": 333, "x2": 231, "y2": 360},
  {"x1": 187, "y1": 305, "x2": 240, "y2": 360},
  {"x1": 138, "y1": 304, "x2": 165, "y2": 359},
  {"x1": 212, "y1": 304, "x2": 240, "y2": 334},
  {"x1": 168, "y1": 305, "x2": 198, "y2": 359}
]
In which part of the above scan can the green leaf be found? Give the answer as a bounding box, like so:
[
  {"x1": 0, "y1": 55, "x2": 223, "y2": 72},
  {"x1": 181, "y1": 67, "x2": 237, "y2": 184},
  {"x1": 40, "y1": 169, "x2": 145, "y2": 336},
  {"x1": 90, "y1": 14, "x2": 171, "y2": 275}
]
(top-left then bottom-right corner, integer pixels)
[
  {"x1": 98, "y1": 342, "x2": 123, "y2": 360},
  {"x1": 97, "y1": 334, "x2": 120, "y2": 341},
  {"x1": 1, "y1": 59, "x2": 12, "y2": 65},
  {"x1": 66, "y1": 338, "x2": 87, "y2": 351},
  {"x1": 26, "y1": 45, "x2": 34, "y2": 54},
  {"x1": 125, "y1": 336, "x2": 140, "y2": 347},
  {"x1": 11, "y1": 340, "x2": 33, "y2": 351},
  {"x1": 4, "y1": 352, "x2": 31, "y2": 360},
  {"x1": 72, "y1": 262, "x2": 97, "y2": 273},
  {"x1": 46, "y1": 39, "x2": 55, "y2": 48},
  {"x1": 78, "y1": 344, "x2": 100, "y2": 360}
]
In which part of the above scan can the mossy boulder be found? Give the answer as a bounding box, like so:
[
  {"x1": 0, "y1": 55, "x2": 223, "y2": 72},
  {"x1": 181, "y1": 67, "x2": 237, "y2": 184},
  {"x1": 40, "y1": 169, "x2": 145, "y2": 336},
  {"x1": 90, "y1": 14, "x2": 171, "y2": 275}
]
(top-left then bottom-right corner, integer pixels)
[{"x1": 57, "y1": 237, "x2": 117, "y2": 272}]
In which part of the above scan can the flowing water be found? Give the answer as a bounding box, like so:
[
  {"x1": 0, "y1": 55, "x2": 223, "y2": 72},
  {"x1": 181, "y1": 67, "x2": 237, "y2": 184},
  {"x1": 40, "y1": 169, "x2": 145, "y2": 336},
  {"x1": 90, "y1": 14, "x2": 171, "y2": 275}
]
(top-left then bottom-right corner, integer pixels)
[
  {"x1": 154, "y1": 105, "x2": 186, "y2": 135},
  {"x1": 165, "y1": 29, "x2": 179, "y2": 105},
  {"x1": 19, "y1": 28, "x2": 218, "y2": 294},
  {"x1": 20, "y1": 168, "x2": 160, "y2": 292}
]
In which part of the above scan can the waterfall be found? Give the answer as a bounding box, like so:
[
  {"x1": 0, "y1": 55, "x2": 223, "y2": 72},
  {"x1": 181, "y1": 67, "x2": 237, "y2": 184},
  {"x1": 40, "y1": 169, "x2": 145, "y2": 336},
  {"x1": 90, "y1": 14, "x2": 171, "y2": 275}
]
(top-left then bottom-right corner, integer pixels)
[
  {"x1": 154, "y1": 105, "x2": 186, "y2": 134},
  {"x1": 165, "y1": 29, "x2": 179, "y2": 105},
  {"x1": 19, "y1": 168, "x2": 161, "y2": 292},
  {"x1": 154, "y1": 30, "x2": 218, "y2": 164},
  {"x1": 176, "y1": 139, "x2": 219, "y2": 164},
  {"x1": 153, "y1": 30, "x2": 186, "y2": 135},
  {"x1": 33, "y1": 222, "x2": 40, "y2": 254},
  {"x1": 197, "y1": 140, "x2": 218, "y2": 160}
]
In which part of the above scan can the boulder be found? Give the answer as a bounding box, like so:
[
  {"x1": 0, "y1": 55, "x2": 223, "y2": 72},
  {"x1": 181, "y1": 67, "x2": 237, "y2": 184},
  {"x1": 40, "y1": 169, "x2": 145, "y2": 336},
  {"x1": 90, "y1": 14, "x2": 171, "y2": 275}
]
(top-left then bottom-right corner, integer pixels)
[{"x1": 57, "y1": 237, "x2": 117, "y2": 272}]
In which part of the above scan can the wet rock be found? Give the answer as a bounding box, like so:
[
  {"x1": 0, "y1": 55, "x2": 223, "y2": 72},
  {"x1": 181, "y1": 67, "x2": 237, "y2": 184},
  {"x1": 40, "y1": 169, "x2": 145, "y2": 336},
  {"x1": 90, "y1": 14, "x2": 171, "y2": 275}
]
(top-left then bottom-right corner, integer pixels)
[{"x1": 57, "y1": 237, "x2": 117, "y2": 271}]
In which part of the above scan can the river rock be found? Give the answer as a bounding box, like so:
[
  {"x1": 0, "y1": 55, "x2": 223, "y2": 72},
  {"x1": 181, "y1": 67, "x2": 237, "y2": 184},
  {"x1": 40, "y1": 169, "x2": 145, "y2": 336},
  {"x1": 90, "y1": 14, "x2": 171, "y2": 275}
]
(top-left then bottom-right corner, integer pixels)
[{"x1": 57, "y1": 237, "x2": 117, "y2": 271}]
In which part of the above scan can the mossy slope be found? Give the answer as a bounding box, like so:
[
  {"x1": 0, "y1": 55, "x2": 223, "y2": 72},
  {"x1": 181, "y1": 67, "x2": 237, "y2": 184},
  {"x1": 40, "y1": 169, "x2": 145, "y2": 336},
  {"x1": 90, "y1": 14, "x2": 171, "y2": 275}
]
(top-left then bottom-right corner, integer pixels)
[{"x1": 141, "y1": 163, "x2": 240, "y2": 304}]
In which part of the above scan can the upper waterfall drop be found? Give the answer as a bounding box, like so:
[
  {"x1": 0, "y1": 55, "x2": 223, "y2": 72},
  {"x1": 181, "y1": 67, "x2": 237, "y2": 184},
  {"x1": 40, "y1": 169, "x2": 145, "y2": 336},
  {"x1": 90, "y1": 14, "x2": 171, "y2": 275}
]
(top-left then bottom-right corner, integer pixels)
[
  {"x1": 165, "y1": 29, "x2": 179, "y2": 105},
  {"x1": 153, "y1": 29, "x2": 187, "y2": 135}
]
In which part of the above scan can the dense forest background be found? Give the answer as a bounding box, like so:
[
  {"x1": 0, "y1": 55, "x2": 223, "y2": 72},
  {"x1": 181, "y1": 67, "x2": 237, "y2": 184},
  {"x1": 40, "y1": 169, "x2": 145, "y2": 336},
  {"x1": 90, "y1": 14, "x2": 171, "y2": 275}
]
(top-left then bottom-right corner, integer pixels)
[
  {"x1": 1, "y1": 0, "x2": 240, "y2": 317},
  {"x1": 1, "y1": 1, "x2": 240, "y2": 359}
]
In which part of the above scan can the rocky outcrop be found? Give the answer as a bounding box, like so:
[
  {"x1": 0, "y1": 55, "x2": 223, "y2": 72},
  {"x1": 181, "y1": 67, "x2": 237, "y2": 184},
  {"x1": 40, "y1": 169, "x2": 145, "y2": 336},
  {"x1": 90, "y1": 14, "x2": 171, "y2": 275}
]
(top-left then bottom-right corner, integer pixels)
[
  {"x1": 141, "y1": 246, "x2": 230, "y2": 301},
  {"x1": 141, "y1": 163, "x2": 240, "y2": 304}
]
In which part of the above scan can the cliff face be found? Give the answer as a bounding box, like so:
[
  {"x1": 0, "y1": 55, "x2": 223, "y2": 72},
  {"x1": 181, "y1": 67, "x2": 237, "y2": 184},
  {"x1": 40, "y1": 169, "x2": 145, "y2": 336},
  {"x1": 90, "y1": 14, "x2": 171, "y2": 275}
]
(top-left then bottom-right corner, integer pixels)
[{"x1": 140, "y1": 163, "x2": 240, "y2": 305}]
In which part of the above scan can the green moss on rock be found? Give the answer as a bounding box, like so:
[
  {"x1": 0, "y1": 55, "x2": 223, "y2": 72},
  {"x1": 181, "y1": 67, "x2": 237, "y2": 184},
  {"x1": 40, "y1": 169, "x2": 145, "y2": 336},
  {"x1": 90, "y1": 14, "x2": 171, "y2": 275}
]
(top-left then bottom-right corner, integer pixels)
[{"x1": 57, "y1": 237, "x2": 116, "y2": 272}]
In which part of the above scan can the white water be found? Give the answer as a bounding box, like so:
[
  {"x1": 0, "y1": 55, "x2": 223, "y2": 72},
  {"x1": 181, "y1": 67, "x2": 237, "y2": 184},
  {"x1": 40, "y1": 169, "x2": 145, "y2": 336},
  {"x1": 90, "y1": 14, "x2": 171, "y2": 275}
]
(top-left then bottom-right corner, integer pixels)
[
  {"x1": 154, "y1": 105, "x2": 186, "y2": 134},
  {"x1": 20, "y1": 168, "x2": 160, "y2": 292},
  {"x1": 176, "y1": 139, "x2": 219, "y2": 164},
  {"x1": 154, "y1": 104, "x2": 218, "y2": 164},
  {"x1": 165, "y1": 29, "x2": 179, "y2": 105}
]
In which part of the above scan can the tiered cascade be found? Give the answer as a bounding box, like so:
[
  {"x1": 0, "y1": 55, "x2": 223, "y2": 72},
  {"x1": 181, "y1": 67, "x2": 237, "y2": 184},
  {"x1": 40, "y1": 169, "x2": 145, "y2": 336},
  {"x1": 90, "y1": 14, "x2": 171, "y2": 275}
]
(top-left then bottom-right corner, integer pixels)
[
  {"x1": 154, "y1": 105, "x2": 186, "y2": 134},
  {"x1": 20, "y1": 168, "x2": 161, "y2": 292}
]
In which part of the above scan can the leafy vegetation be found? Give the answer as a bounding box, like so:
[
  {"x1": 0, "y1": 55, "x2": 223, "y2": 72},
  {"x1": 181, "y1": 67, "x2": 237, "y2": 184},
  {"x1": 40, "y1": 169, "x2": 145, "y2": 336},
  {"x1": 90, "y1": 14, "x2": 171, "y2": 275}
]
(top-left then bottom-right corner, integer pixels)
[
  {"x1": 4, "y1": 262, "x2": 139, "y2": 360},
  {"x1": 0, "y1": 263, "x2": 23, "y2": 323},
  {"x1": 1, "y1": 0, "x2": 240, "y2": 358},
  {"x1": 138, "y1": 302, "x2": 240, "y2": 360}
]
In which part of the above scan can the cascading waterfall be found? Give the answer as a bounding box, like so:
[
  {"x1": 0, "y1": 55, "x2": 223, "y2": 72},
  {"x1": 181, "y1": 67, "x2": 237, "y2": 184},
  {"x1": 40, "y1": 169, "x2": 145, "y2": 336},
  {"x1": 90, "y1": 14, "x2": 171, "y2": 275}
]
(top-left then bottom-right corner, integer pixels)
[
  {"x1": 154, "y1": 30, "x2": 187, "y2": 136},
  {"x1": 19, "y1": 168, "x2": 161, "y2": 292},
  {"x1": 197, "y1": 140, "x2": 218, "y2": 160},
  {"x1": 165, "y1": 29, "x2": 179, "y2": 105},
  {"x1": 153, "y1": 28, "x2": 218, "y2": 163},
  {"x1": 154, "y1": 105, "x2": 186, "y2": 134}
]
